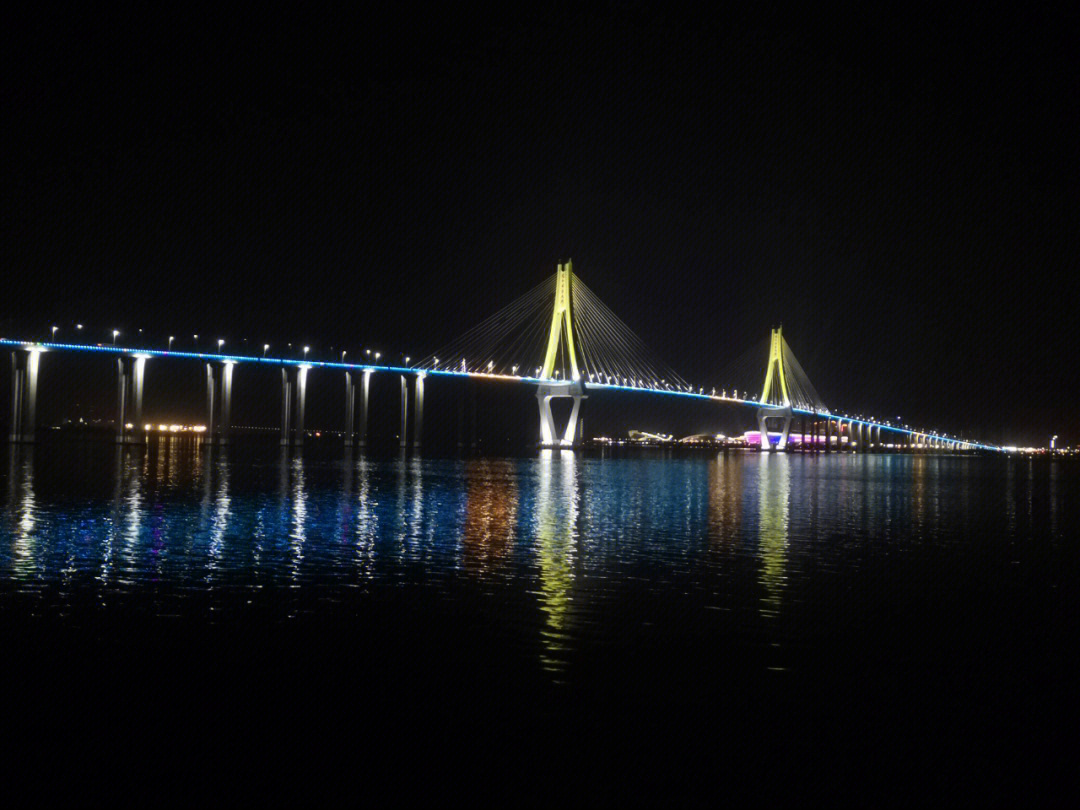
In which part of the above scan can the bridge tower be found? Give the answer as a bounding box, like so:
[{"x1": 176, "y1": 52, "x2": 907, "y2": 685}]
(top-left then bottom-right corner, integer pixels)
[
  {"x1": 536, "y1": 261, "x2": 586, "y2": 446},
  {"x1": 757, "y1": 327, "x2": 794, "y2": 451}
]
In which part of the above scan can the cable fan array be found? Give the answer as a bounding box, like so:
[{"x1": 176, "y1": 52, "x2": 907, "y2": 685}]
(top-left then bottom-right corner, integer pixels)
[
  {"x1": 777, "y1": 336, "x2": 828, "y2": 412},
  {"x1": 570, "y1": 274, "x2": 690, "y2": 390},
  {"x1": 415, "y1": 270, "x2": 691, "y2": 391},
  {"x1": 717, "y1": 332, "x2": 830, "y2": 412}
]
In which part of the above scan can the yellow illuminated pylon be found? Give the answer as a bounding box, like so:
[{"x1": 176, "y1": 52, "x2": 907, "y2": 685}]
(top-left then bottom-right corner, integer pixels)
[
  {"x1": 540, "y1": 261, "x2": 580, "y2": 381},
  {"x1": 761, "y1": 327, "x2": 790, "y2": 407},
  {"x1": 758, "y1": 327, "x2": 793, "y2": 451}
]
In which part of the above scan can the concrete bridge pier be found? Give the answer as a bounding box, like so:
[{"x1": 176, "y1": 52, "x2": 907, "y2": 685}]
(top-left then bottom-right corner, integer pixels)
[
  {"x1": 357, "y1": 369, "x2": 371, "y2": 448},
  {"x1": 116, "y1": 354, "x2": 147, "y2": 445},
  {"x1": 294, "y1": 366, "x2": 309, "y2": 446},
  {"x1": 202, "y1": 360, "x2": 233, "y2": 445},
  {"x1": 413, "y1": 373, "x2": 424, "y2": 449},
  {"x1": 280, "y1": 368, "x2": 293, "y2": 446},
  {"x1": 9, "y1": 348, "x2": 41, "y2": 443},
  {"x1": 757, "y1": 404, "x2": 792, "y2": 451},
  {"x1": 399, "y1": 375, "x2": 410, "y2": 448},
  {"x1": 537, "y1": 381, "x2": 585, "y2": 447},
  {"x1": 343, "y1": 371, "x2": 356, "y2": 447},
  {"x1": 280, "y1": 366, "x2": 309, "y2": 446}
]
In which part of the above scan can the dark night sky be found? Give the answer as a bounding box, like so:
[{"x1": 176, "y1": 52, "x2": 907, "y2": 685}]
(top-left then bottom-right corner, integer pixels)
[{"x1": 4, "y1": 5, "x2": 1078, "y2": 444}]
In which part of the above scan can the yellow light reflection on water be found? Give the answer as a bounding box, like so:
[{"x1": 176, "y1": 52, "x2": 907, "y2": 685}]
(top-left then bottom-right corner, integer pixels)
[
  {"x1": 757, "y1": 454, "x2": 791, "y2": 622},
  {"x1": 534, "y1": 449, "x2": 579, "y2": 679}
]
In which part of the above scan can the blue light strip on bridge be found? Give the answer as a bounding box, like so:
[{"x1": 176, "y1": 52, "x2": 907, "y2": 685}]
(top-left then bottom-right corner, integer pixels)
[{"x1": 1, "y1": 339, "x2": 998, "y2": 451}]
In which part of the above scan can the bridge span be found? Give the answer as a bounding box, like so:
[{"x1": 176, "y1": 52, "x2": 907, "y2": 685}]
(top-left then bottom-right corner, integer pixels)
[{"x1": 3, "y1": 262, "x2": 998, "y2": 452}]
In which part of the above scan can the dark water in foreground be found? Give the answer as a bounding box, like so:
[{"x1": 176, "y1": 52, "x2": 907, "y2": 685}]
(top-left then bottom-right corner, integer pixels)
[{"x1": 2, "y1": 439, "x2": 1078, "y2": 805}]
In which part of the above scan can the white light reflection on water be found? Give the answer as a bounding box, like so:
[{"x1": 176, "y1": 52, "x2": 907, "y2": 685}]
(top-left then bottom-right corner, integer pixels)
[
  {"x1": 119, "y1": 449, "x2": 146, "y2": 585},
  {"x1": 289, "y1": 454, "x2": 308, "y2": 586},
  {"x1": 207, "y1": 453, "x2": 231, "y2": 582},
  {"x1": 8, "y1": 447, "x2": 37, "y2": 581},
  {"x1": 353, "y1": 455, "x2": 377, "y2": 581}
]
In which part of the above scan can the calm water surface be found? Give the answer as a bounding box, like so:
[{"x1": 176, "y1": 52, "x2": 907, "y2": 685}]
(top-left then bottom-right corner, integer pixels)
[{"x1": 3, "y1": 439, "x2": 1077, "y2": 804}]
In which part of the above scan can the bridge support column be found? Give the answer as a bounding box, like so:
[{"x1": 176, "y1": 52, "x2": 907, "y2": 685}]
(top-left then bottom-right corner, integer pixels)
[
  {"x1": 202, "y1": 361, "x2": 233, "y2": 445},
  {"x1": 358, "y1": 370, "x2": 370, "y2": 448},
  {"x1": 343, "y1": 371, "x2": 356, "y2": 447},
  {"x1": 413, "y1": 373, "x2": 424, "y2": 449},
  {"x1": 537, "y1": 381, "x2": 585, "y2": 447},
  {"x1": 116, "y1": 355, "x2": 147, "y2": 445},
  {"x1": 280, "y1": 366, "x2": 309, "y2": 446},
  {"x1": 132, "y1": 355, "x2": 146, "y2": 442},
  {"x1": 280, "y1": 368, "x2": 293, "y2": 446},
  {"x1": 757, "y1": 405, "x2": 792, "y2": 451},
  {"x1": 9, "y1": 348, "x2": 41, "y2": 443},
  {"x1": 400, "y1": 375, "x2": 409, "y2": 448},
  {"x1": 294, "y1": 366, "x2": 308, "y2": 446},
  {"x1": 824, "y1": 420, "x2": 832, "y2": 452}
]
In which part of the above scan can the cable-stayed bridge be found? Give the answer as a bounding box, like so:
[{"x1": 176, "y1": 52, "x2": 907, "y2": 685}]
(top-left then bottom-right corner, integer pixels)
[{"x1": 3, "y1": 261, "x2": 997, "y2": 451}]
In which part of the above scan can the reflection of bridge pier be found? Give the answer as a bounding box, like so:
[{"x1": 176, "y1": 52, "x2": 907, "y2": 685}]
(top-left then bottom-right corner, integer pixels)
[
  {"x1": 534, "y1": 449, "x2": 580, "y2": 676},
  {"x1": 756, "y1": 453, "x2": 791, "y2": 620},
  {"x1": 6, "y1": 444, "x2": 38, "y2": 579}
]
